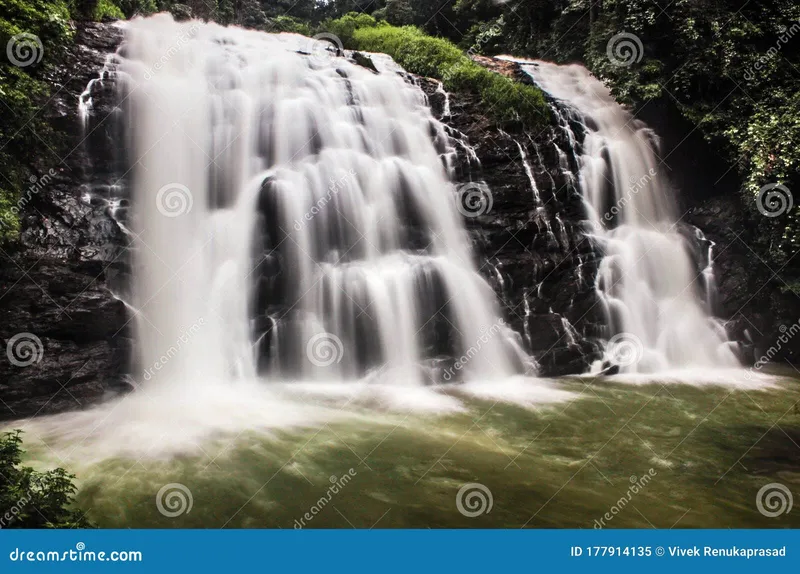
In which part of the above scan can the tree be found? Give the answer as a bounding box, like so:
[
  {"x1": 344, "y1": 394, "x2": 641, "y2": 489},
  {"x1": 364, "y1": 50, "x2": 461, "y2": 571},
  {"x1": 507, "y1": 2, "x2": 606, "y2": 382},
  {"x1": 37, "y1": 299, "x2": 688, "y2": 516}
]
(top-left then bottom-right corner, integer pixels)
[
  {"x1": 260, "y1": 0, "x2": 317, "y2": 20},
  {"x1": 0, "y1": 430, "x2": 93, "y2": 528},
  {"x1": 380, "y1": 0, "x2": 414, "y2": 26}
]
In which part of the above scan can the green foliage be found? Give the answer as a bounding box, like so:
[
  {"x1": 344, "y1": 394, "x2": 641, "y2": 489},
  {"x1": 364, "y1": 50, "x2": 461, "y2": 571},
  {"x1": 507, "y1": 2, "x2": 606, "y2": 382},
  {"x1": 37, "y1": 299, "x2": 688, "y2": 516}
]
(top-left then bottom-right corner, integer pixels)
[
  {"x1": 73, "y1": 0, "x2": 152, "y2": 20},
  {"x1": 376, "y1": 0, "x2": 414, "y2": 27},
  {"x1": 353, "y1": 24, "x2": 462, "y2": 76},
  {"x1": 0, "y1": 0, "x2": 74, "y2": 243},
  {"x1": 0, "y1": 0, "x2": 72, "y2": 39},
  {"x1": 463, "y1": 15, "x2": 505, "y2": 54},
  {"x1": 455, "y1": 0, "x2": 580, "y2": 58},
  {"x1": 0, "y1": 193, "x2": 22, "y2": 238},
  {"x1": 318, "y1": 1, "x2": 458, "y2": 36},
  {"x1": 321, "y1": 12, "x2": 383, "y2": 48},
  {"x1": 93, "y1": 0, "x2": 125, "y2": 20},
  {"x1": 259, "y1": 0, "x2": 317, "y2": 21},
  {"x1": 349, "y1": 23, "x2": 549, "y2": 128},
  {"x1": 0, "y1": 430, "x2": 93, "y2": 528},
  {"x1": 266, "y1": 16, "x2": 311, "y2": 36},
  {"x1": 318, "y1": 0, "x2": 385, "y2": 20},
  {"x1": 214, "y1": 0, "x2": 235, "y2": 25}
]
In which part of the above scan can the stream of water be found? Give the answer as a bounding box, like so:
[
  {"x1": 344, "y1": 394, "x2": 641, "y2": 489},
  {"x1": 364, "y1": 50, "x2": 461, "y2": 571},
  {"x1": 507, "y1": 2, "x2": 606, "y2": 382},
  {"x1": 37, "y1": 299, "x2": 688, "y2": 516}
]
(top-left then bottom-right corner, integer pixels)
[{"x1": 503, "y1": 58, "x2": 741, "y2": 374}]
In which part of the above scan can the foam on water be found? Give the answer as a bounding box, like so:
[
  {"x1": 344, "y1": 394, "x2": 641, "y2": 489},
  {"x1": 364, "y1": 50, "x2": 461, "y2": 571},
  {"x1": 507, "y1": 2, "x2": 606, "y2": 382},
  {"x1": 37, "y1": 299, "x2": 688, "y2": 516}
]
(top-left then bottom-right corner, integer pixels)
[
  {"x1": 575, "y1": 368, "x2": 778, "y2": 389},
  {"x1": 16, "y1": 375, "x2": 580, "y2": 463}
]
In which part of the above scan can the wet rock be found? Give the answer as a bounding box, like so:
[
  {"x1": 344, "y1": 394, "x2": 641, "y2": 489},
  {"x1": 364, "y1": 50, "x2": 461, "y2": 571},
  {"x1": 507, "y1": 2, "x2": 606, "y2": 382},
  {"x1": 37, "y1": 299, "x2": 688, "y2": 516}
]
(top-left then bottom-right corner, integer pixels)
[
  {"x1": 0, "y1": 255, "x2": 134, "y2": 419},
  {"x1": 686, "y1": 196, "x2": 800, "y2": 365},
  {"x1": 0, "y1": 22, "x2": 129, "y2": 420},
  {"x1": 350, "y1": 51, "x2": 379, "y2": 74},
  {"x1": 599, "y1": 362, "x2": 620, "y2": 376},
  {"x1": 170, "y1": 4, "x2": 193, "y2": 21},
  {"x1": 416, "y1": 75, "x2": 604, "y2": 376}
]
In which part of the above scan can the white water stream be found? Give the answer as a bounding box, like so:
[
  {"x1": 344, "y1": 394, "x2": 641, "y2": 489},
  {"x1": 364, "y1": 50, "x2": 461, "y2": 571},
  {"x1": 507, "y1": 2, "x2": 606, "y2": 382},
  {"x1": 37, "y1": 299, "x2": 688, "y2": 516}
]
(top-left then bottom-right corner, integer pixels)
[
  {"x1": 505, "y1": 58, "x2": 740, "y2": 373},
  {"x1": 117, "y1": 15, "x2": 531, "y2": 391}
]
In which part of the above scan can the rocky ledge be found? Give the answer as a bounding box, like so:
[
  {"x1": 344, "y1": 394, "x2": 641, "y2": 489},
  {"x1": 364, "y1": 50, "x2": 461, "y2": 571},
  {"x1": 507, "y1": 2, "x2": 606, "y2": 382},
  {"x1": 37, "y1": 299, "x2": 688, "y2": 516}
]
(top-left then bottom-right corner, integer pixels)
[
  {"x1": 0, "y1": 22, "x2": 130, "y2": 420},
  {"x1": 416, "y1": 73, "x2": 606, "y2": 376}
]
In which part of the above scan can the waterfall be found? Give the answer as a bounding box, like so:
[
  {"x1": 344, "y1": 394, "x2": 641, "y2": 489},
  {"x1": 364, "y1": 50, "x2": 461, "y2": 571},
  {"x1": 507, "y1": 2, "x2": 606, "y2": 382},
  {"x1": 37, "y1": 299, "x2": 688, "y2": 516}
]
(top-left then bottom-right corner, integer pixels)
[
  {"x1": 118, "y1": 15, "x2": 521, "y2": 388},
  {"x1": 507, "y1": 59, "x2": 740, "y2": 373}
]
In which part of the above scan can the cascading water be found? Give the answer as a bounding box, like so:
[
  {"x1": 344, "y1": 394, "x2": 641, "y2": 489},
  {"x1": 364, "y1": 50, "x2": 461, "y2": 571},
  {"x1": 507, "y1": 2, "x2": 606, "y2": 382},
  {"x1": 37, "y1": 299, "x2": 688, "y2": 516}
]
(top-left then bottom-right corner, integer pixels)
[
  {"x1": 13, "y1": 18, "x2": 772, "y2": 472},
  {"x1": 507, "y1": 59, "x2": 740, "y2": 373},
  {"x1": 119, "y1": 15, "x2": 524, "y2": 389}
]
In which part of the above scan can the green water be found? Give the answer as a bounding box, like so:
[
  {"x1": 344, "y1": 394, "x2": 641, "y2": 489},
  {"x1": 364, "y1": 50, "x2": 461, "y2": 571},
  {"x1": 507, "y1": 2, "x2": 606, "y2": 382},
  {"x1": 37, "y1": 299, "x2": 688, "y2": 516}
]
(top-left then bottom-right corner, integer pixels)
[{"x1": 21, "y1": 375, "x2": 800, "y2": 528}]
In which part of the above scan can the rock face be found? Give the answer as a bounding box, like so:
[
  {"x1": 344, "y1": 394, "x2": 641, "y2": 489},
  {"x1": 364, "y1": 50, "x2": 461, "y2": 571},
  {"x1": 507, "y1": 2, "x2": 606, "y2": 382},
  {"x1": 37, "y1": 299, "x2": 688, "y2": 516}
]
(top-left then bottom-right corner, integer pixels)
[
  {"x1": 686, "y1": 193, "x2": 800, "y2": 366},
  {"x1": 416, "y1": 75, "x2": 605, "y2": 376},
  {"x1": 0, "y1": 22, "x2": 130, "y2": 420}
]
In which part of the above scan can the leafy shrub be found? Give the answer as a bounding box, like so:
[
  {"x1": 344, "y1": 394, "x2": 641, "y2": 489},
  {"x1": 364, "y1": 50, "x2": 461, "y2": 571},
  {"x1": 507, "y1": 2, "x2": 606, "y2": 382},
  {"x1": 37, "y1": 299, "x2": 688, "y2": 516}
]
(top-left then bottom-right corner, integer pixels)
[
  {"x1": 267, "y1": 15, "x2": 311, "y2": 36},
  {"x1": 321, "y1": 12, "x2": 382, "y2": 48},
  {"x1": 0, "y1": 0, "x2": 74, "y2": 243},
  {"x1": 115, "y1": 0, "x2": 157, "y2": 18},
  {"x1": 351, "y1": 24, "x2": 549, "y2": 127},
  {"x1": 0, "y1": 430, "x2": 93, "y2": 528},
  {"x1": 93, "y1": 0, "x2": 125, "y2": 20}
]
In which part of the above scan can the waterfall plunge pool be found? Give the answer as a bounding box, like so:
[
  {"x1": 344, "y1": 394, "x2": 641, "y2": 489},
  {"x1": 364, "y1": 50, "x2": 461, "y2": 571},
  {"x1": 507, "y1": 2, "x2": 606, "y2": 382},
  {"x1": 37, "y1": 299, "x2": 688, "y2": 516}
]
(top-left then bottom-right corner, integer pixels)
[{"x1": 13, "y1": 369, "x2": 800, "y2": 528}]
